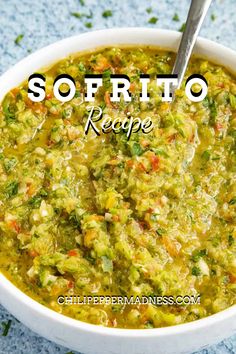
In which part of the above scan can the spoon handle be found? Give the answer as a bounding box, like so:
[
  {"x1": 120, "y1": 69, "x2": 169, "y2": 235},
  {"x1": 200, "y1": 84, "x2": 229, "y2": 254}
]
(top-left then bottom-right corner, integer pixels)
[{"x1": 172, "y1": 0, "x2": 212, "y2": 89}]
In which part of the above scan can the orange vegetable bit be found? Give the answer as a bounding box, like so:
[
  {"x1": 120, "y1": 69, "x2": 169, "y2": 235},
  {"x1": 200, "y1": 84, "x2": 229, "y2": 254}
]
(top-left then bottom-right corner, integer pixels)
[
  {"x1": 9, "y1": 220, "x2": 21, "y2": 234},
  {"x1": 162, "y1": 235, "x2": 180, "y2": 257},
  {"x1": 93, "y1": 56, "x2": 110, "y2": 72},
  {"x1": 104, "y1": 90, "x2": 113, "y2": 108},
  {"x1": 149, "y1": 154, "x2": 160, "y2": 171},
  {"x1": 229, "y1": 273, "x2": 236, "y2": 284},
  {"x1": 68, "y1": 249, "x2": 78, "y2": 257},
  {"x1": 29, "y1": 249, "x2": 39, "y2": 258}
]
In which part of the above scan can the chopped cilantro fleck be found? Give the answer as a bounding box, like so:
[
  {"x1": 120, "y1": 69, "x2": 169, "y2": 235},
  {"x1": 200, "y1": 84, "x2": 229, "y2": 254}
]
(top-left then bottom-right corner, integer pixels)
[
  {"x1": 229, "y1": 197, "x2": 236, "y2": 205},
  {"x1": 2, "y1": 320, "x2": 12, "y2": 336},
  {"x1": 203, "y1": 96, "x2": 217, "y2": 125},
  {"x1": 201, "y1": 150, "x2": 211, "y2": 161},
  {"x1": 144, "y1": 321, "x2": 154, "y2": 328},
  {"x1": 102, "y1": 10, "x2": 113, "y2": 18},
  {"x1": 172, "y1": 13, "x2": 180, "y2": 21},
  {"x1": 191, "y1": 249, "x2": 207, "y2": 262},
  {"x1": 146, "y1": 7, "x2": 152, "y2": 14},
  {"x1": 29, "y1": 195, "x2": 42, "y2": 208},
  {"x1": 74, "y1": 90, "x2": 81, "y2": 98},
  {"x1": 148, "y1": 17, "x2": 158, "y2": 24},
  {"x1": 71, "y1": 10, "x2": 92, "y2": 19},
  {"x1": 85, "y1": 22, "x2": 92, "y2": 28},
  {"x1": 156, "y1": 228, "x2": 165, "y2": 236},
  {"x1": 228, "y1": 234, "x2": 234, "y2": 246},
  {"x1": 154, "y1": 148, "x2": 169, "y2": 158},
  {"x1": 71, "y1": 12, "x2": 82, "y2": 18},
  {"x1": 179, "y1": 23, "x2": 186, "y2": 32},
  {"x1": 130, "y1": 142, "x2": 143, "y2": 156},
  {"x1": 3, "y1": 104, "x2": 16, "y2": 123},
  {"x1": 78, "y1": 62, "x2": 86, "y2": 72},
  {"x1": 15, "y1": 34, "x2": 24, "y2": 46},
  {"x1": 5, "y1": 181, "x2": 19, "y2": 198},
  {"x1": 192, "y1": 266, "x2": 201, "y2": 276},
  {"x1": 103, "y1": 68, "x2": 112, "y2": 89},
  {"x1": 211, "y1": 14, "x2": 216, "y2": 21}
]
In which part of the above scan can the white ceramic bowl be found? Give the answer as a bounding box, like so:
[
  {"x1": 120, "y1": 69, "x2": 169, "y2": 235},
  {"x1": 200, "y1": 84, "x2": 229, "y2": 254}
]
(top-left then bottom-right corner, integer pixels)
[{"x1": 0, "y1": 28, "x2": 235, "y2": 354}]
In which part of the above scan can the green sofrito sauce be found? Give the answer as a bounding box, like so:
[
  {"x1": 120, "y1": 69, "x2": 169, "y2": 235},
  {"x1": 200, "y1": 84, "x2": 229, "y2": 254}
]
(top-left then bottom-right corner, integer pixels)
[{"x1": 0, "y1": 47, "x2": 235, "y2": 329}]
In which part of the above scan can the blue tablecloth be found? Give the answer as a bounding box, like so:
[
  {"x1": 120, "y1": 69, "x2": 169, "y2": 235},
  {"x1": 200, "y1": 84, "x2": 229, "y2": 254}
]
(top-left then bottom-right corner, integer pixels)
[{"x1": 0, "y1": 0, "x2": 235, "y2": 353}]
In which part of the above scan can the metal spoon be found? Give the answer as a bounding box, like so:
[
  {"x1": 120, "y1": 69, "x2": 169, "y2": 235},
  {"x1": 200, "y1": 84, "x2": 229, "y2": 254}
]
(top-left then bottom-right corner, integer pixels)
[{"x1": 172, "y1": 0, "x2": 212, "y2": 93}]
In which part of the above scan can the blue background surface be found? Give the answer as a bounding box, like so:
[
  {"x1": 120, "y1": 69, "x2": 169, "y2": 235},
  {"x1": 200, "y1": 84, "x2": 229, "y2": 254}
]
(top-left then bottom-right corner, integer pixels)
[{"x1": 0, "y1": 0, "x2": 235, "y2": 353}]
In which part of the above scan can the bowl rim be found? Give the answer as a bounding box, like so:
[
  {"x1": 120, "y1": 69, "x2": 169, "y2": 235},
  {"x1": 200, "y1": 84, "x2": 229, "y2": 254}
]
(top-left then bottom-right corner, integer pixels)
[
  {"x1": 0, "y1": 27, "x2": 236, "y2": 338},
  {"x1": 1, "y1": 273, "x2": 236, "y2": 337}
]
